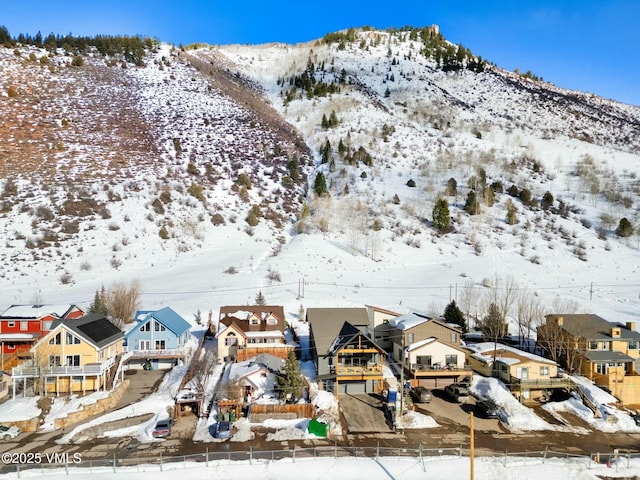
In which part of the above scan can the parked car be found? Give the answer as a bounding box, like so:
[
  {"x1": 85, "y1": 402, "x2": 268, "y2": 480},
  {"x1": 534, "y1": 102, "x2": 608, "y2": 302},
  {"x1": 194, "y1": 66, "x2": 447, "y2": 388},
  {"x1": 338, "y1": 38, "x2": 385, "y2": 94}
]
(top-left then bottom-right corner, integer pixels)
[
  {"x1": 444, "y1": 383, "x2": 470, "y2": 403},
  {"x1": 475, "y1": 400, "x2": 500, "y2": 419},
  {"x1": 214, "y1": 421, "x2": 232, "y2": 439},
  {"x1": 409, "y1": 386, "x2": 432, "y2": 403},
  {"x1": 152, "y1": 418, "x2": 172, "y2": 438},
  {"x1": 0, "y1": 424, "x2": 21, "y2": 440}
]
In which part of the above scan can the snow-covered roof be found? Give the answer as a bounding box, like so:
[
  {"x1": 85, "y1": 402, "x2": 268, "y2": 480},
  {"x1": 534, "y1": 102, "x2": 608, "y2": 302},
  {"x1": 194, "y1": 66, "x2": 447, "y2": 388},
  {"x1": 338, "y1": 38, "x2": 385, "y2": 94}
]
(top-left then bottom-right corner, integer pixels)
[
  {"x1": 128, "y1": 307, "x2": 191, "y2": 337},
  {"x1": 0, "y1": 304, "x2": 78, "y2": 319},
  {"x1": 389, "y1": 312, "x2": 431, "y2": 330},
  {"x1": 465, "y1": 342, "x2": 556, "y2": 366},
  {"x1": 406, "y1": 337, "x2": 437, "y2": 351},
  {"x1": 0, "y1": 333, "x2": 38, "y2": 341},
  {"x1": 245, "y1": 330, "x2": 284, "y2": 338}
]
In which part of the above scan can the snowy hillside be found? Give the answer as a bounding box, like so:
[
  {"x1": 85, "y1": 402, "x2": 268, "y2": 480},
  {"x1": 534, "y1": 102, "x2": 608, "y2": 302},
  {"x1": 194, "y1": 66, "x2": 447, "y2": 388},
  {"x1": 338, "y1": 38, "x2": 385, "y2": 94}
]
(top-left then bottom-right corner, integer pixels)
[{"x1": 0, "y1": 27, "x2": 639, "y2": 330}]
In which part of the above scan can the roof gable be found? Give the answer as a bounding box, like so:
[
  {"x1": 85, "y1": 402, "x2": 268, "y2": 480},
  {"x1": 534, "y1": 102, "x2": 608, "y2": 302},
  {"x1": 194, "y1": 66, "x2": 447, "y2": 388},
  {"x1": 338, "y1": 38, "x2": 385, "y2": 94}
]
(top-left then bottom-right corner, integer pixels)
[
  {"x1": 0, "y1": 304, "x2": 83, "y2": 321},
  {"x1": 548, "y1": 314, "x2": 640, "y2": 340},
  {"x1": 46, "y1": 313, "x2": 123, "y2": 349},
  {"x1": 145, "y1": 307, "x2": 191, "y2": 336}
]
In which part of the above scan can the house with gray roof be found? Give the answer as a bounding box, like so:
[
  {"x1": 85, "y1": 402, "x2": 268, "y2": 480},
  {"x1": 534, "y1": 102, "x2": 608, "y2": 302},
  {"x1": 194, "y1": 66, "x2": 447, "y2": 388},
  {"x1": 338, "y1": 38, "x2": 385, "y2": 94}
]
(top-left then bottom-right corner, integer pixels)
[
  {"x1": 124, "y1": 307, "x2": 193, "y2": 369},
  {"x1": 306, "y1": 307, "x2": 385, "y2": 396},
  {"x1": 544, "y1": 314, "x2": 640, "y2": 406},
  {"x1": 13, "y1": 314, "x2": 125, "y2": 396}
]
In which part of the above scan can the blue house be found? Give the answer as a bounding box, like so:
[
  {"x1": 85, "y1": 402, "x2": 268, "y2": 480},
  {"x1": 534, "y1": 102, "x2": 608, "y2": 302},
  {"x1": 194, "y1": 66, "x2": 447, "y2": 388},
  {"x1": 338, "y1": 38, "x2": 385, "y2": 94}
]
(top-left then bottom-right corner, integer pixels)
[{"x1": 124, "y1": 307, "x2": 193, "y2": 370}]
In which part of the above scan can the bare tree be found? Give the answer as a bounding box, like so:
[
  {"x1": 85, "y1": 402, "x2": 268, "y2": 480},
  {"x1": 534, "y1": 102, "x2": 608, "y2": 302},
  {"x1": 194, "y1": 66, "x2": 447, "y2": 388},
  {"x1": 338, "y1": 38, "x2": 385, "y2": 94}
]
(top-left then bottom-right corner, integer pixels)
[
  {"x1": 536, "y1": 321, "x2": 565, "y2": 363},
  {"x1": 190, "y1": 351, "x2": 217, "y2": 397},
  {"x1": 105, "y1": 279, "x2": 141, "y2": 328},
  {"x1": 515, "y1": 291, "x2": 544, "y2": 351},
  {"x1": 459, "y1": 279, "x2": 479, "y2": 330},
  {"x1": 481, "y1": 274, "x2": 518, "y2": 334}
]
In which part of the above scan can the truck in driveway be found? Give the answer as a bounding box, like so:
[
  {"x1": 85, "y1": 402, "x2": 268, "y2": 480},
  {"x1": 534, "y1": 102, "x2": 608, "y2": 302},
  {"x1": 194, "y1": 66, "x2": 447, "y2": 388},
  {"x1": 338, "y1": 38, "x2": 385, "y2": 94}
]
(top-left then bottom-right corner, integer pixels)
[{"x1": 444, "y1": 383, "x2": 470, "y2": 403}]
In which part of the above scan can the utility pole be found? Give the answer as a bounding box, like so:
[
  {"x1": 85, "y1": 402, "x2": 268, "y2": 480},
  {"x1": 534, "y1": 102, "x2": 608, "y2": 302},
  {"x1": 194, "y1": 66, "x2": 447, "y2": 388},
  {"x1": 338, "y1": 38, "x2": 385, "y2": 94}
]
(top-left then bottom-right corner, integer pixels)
[
  {"x1": 470, "y1": 412, "x2": 475, "y2": 480},
  {"x1": 400, "y1": 332, "x2": 405, "y2": 417}
]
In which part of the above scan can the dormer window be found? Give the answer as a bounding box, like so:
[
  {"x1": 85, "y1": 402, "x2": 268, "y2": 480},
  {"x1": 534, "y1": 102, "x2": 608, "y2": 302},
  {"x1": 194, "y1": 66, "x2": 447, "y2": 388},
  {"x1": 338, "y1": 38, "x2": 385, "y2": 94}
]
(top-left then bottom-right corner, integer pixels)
[
  {"x1": 266, "y1": 315, "x2": 277, "y2": 326},
  {"x1": 250, "y1": 316, "x2": 260, "y2": 325}
]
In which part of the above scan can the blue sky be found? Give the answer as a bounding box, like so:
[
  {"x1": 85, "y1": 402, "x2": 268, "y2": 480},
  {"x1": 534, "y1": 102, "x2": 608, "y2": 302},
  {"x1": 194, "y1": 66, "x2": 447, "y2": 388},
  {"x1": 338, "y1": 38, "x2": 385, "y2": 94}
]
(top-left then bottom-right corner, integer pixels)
[{"x1": 3, "y1": 1, "x2": 639, "y2": 106}]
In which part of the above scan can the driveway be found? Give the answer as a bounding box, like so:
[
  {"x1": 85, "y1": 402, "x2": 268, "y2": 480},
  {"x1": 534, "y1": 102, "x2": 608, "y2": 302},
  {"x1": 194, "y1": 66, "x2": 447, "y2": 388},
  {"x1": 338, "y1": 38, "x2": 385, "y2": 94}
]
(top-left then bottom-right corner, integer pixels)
[{"x1": 339, "y1": 394, "x2": 393, "y2": 434}]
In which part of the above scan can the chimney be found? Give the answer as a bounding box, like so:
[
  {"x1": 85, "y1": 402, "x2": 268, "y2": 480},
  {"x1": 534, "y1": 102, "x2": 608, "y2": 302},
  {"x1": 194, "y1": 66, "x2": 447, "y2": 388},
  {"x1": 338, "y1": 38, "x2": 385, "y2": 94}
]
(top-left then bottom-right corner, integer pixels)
[
  {"x1": 627, "y1": 322, "x2": 637, "y2": 332},
  {"x1": 611, "y1": 327, "x2": 621, "y2": 338}
]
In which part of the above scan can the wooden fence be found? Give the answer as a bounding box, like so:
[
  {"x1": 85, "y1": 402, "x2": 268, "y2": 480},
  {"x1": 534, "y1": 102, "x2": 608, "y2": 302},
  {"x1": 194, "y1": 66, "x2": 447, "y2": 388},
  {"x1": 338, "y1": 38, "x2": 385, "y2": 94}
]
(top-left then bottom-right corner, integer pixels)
[{"x1": 250, "y1": 403, "x2": 314, "y2": 420}]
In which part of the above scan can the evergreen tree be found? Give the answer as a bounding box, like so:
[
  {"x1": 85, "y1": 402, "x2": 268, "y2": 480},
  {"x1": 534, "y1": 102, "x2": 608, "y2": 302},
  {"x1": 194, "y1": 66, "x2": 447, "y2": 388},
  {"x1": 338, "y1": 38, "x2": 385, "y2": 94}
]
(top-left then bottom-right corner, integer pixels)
[
  {"x1": 616, "y1": 217, "x2": 634, "y2": 237},
  {"x1": 255, "y1": 290, "x2": 266, "y2": 306},
  {"x1": 313, "y1": 171, "x2": 328, "y2": 196},
  {"x1": 445, "y1": 177, "x2": 457, "y2": 196},
  {"x1": 89, "y1": 286, "x2": 108, "y2": 315},
  {"x1": 328, "y1": 110, "x2": 339, "y2": 127},
  {"x1": 277, "y1": 351, "x2": 306, "y2": 401},
  {"x1": 519, "y1": 188, "x2": 532, "y2": 205},
  {"x1": 505, "y1": 199, "x2": 518, "y2": 225},
  {"x1": 464, "y1": 191, "x2": 480, "y2": 215},
  {"x1": 541, "y1": 191, "x2": 554, "y2": 210},
  {"x1": 432, "y1": 196, "x2": 451, "y2": 233},
  {"x1": 478, "y1": 303, "x2": 507, "y2": 341},
  {"x1": 321, "y1": 113, "x2": 329, "y2": 129},
  {"x1": 443, "y1": 300, "x2": 467, "y2": 332}
]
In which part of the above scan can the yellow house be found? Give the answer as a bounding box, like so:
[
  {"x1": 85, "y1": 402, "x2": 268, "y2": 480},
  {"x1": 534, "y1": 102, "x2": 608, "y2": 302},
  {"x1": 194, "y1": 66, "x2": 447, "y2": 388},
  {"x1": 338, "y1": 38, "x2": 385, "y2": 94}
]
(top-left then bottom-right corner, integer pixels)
[
  {"x1": 544, "y1": 314, "x2": 640, "y2": 406},
  {"x1": 14, "y1": 314, "x2": 124, "y2": 395},
  {"x1": 465, "y1": 342, "x2": 565, "y2": 403}
]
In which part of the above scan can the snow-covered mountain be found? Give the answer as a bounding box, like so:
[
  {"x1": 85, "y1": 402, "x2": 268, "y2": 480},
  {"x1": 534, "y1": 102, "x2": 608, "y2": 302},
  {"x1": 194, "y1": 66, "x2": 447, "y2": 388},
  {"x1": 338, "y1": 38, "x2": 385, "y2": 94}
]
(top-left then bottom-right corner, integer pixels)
[{"x1": 1, "y1": 27, "x2": 639, "y2": 328}]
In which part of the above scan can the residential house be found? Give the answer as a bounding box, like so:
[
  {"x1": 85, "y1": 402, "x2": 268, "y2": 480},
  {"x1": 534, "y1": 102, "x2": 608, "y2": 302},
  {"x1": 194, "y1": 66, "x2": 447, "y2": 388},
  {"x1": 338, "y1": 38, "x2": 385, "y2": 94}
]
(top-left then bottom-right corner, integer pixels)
[
  {"x1": 544, "y1": 314, "x2": 640, "y2": 405},
  {"x1": 226, "y1": 353, "x2": 286, "y2": 404},
  {"x1": 404, "y1": 337, "x2": 472, "y2": 389},
  {"x1": 307, "y1": 307, "x2": 385, "y2": 396},
  {"x1": 12, "y1": 313, "x2": 124, "y2": 396},
  {"x1": 124, "y1": 307, "x2": 193, "y2": 369},
  {"x1": 365, "y1": 305, "x2": 401, "y2": 352},
  {"x1": 0, "y1": 304, "x2": 84, "y2": 368},
  {"x1": 465, "y1": 341, "x2": 563, "y2": 403},
  {"x1": 216, "y1": 306, "x2": 293, "y2": 363}
]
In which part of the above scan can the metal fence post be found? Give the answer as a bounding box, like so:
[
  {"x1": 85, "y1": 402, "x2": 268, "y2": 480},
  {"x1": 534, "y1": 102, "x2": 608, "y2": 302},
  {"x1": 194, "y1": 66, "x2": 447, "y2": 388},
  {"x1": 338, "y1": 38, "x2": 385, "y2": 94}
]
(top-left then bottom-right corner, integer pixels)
[
  {"x1": 376, "y1": 441, "x2": 379, "y2": 459},
  {"x1": 16, "y1": 463, "x2": 20, "y2": 479},
  {"x1": 112, "y1": 453, "x2": 116, "y2": 474},
  {"x1": 334, "y1": 442, "x2": 337, "y2": 458},
  {"x1": 159, "y1": 452, "x2": 163, "y2": 472},
  {"x1": 504, "y1": 450, "x2": 508, "y2": 467},
  {"x1": 249, "y1": 446, "x2": 253, "y2": 465},
  {"x1": 206, "y1": 448, "x2": 209, "y2": 468},
  {"x1": 293, "y1": 445, "x2": 296, "y2": 463}
]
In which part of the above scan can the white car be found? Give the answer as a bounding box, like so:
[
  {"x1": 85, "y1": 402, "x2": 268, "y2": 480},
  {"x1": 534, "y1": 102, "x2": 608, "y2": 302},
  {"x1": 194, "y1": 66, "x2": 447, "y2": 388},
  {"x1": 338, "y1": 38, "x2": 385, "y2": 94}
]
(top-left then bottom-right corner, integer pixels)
[{"x1": 0, "y1": 424, "x2": 21, "y2": 440}]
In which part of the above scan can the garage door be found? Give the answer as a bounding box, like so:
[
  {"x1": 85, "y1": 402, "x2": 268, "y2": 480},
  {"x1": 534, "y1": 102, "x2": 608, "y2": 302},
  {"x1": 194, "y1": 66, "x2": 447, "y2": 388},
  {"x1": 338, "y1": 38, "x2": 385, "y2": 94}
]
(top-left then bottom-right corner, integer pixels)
[
  {"x1": 418, "y1": 377, "x2": 457, "y2": 389},
  {"x1": 339, "y1": 381, "x2": 367, "y2": 394}
]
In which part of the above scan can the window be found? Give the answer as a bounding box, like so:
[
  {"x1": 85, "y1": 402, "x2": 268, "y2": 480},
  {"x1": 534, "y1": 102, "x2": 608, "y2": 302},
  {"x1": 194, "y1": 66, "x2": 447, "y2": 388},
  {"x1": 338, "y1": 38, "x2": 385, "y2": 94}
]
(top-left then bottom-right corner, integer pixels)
[
  {"x1": 66, "y1": 355, "x2": 80, "y2": 367},
  {"x1": 7, "y1": 343, "x2": 15, "y2": 350},
  {"x1": 588, "y1": 341, "x2": 598, "y2": 350},
  {"x1": 416, "y1": 355, "x2": 432, "y2": 366},
  {"x1": 596, "y1": 363, "x2": 607, "y2": 375},
  {"x1": 139, "y1": 340, "x2": 151, "y2": 350},
  {"x1": 155, "y1": 340, "x2": 166, "y2": 350},
  {"x1": 66, "y1": 332, "x2": 80, "y2": 345},
  {"x1": 140, "y1": 322, "x2": 151, "y2": 332},
  {"x1": 42, "y1": 321, "x2": 53, "y2": 331},
  {"x1": 407, "y1": 333, "x2": 414, "y2": 344},
  {"x1": 602, "y1": 342, "x2": 610, "y2": 350},
  {"x1": 540, "y1": 366, "x2": 550, "y2": 376},
  {"x1": 451, "y1": 332, "x2": 457, "y2": 343},
  {"x1": 49, "y1": 355, "x2": 61, "y2": 367},
  {"x1": 266, "y1": 316, "x2": 277, "y2": 325},
  {"x1": 154, "y1": 321, "x2": 166, "y2": 332},
  {"x1": 20, "y1": 321, "x2": 28, "y2": 331},
  {"x1": 49, "y1": 332, "x2": 61, "y2": 345},
  {"x1": 225, "y1": 333, "x2": 238, "y2": 346},
  {"x1": 7, "y1": 321, "x2": 15, "y2": 328},
  {"x1": 629, "y1": 340, "x2": 639, "y2": 350},
  {"x1": 250, "y1": 316, "x2": 260, "y2": 325},
  {"x1": 445, "y1": 354, "x2": 458, "y2": 366}
]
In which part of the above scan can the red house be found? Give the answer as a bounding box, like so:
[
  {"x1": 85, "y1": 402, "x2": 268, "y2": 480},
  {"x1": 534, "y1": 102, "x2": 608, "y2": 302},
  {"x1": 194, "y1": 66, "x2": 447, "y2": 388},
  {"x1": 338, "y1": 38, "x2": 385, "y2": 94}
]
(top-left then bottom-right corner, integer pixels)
[{"x1": 0, "y1": 304, "x2": 85, "y2": 367}]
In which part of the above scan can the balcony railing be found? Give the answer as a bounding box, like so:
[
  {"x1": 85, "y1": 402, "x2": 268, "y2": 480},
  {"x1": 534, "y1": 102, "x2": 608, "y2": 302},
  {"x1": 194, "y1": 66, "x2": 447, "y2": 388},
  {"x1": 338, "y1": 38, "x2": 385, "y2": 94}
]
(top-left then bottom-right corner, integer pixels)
[
  {"x1": 123, "y1": 347, "x2": 186, "y2": 357},
  {"x1": 12, "y1": 357, "x2": 115, "y2": 378},
  {"x1": 409, "y1": 363, "x2": 471, "y2": 373},
  {"x1": 333, "y1": 364, "x2": 383, "y2": 376}
]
